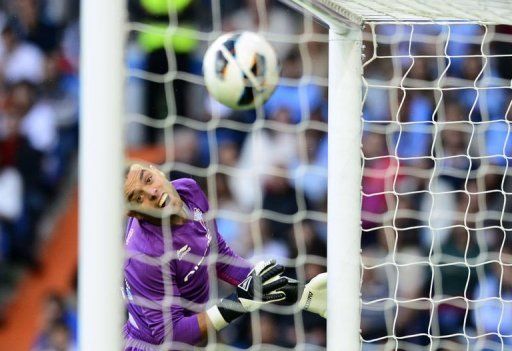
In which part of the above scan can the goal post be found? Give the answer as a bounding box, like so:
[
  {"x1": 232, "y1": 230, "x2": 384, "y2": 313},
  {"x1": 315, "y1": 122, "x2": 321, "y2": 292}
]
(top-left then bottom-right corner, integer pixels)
[
  {"x1": 328, "y1": 27, "x2": 363, "y2": 350},
  {"x1": 79, "y1": 0, "x2": 125, "y2": 350}
]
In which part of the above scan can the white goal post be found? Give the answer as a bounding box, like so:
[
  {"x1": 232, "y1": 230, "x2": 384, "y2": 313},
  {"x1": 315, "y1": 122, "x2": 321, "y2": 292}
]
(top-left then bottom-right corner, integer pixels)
[
  {"x1": 79, "y1": 0, "x2": 125, "y2": 350},
  {"x1": 284, "y1": 0, "x2": 512, "y2": 350}
]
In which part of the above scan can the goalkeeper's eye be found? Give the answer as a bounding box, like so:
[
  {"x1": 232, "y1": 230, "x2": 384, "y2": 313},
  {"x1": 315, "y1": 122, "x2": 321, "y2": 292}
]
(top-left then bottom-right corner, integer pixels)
[
  {"x1": 136, "y1": 194, "x2": 143, "y2": 203},
  {"x1": 146, "y1": 176, "x2": 152, "y2": 184}
]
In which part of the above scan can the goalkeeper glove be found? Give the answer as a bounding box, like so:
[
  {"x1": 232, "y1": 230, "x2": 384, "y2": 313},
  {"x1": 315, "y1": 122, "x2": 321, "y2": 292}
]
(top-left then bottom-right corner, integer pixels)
[
  {"x1": 206, "y1": 259, "x2": 288, "y2": 330},
  {"x1": 276, "y1": 276, "x2": 300, "y2": 306},
  {"x1": 299, "y1": 272, "x2": 327, "y2": 318}
]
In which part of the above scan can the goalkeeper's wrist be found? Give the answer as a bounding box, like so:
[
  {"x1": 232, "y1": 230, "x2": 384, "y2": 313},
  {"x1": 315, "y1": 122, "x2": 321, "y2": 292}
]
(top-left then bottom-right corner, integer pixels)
[{"x1": 206, "y1": 293, "x2": 246, "y2": 331}]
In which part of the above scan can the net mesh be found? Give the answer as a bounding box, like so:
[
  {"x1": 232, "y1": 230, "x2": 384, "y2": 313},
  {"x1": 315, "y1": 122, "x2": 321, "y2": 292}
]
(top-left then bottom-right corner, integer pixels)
[
  {"x1": 361, "y1": 22, "x2": 512, "y2": 350},
  {"x1": 124, "y1": 1, "x2": 328, "y2": 350}
]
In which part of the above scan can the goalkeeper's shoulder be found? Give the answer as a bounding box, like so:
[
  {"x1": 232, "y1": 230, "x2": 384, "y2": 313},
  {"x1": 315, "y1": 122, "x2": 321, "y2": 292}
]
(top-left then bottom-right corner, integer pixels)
[
  {"x1": 172, "y1": 177, "x2": 200, "y2": 192},
  {"x1": 172, "y1": 178, "x2": 209, "y2": 209}
]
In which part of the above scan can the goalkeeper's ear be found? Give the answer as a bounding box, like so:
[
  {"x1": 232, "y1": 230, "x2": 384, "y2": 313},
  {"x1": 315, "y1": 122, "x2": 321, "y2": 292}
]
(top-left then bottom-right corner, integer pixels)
[{"x1": 299, "y1": 272, "x2": 327, "y2": 318}]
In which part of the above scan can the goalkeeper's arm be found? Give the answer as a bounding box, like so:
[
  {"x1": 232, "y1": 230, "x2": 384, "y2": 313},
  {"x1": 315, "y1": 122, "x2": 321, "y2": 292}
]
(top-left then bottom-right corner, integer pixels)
[{"x1": 299, "y1": 272, "x2": 327, "y2": 318}]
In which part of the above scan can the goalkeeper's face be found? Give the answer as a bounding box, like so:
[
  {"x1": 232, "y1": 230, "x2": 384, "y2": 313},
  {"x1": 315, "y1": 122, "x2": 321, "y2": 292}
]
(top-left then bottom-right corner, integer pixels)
[{"x1": 124, "y1": 163, "x2": 183, "y2": 221}]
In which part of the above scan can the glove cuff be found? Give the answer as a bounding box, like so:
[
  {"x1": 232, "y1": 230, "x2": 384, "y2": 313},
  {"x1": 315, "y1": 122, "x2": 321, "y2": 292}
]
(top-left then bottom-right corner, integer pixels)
[
  {"x1": 206, "y1": 305, "x2": 229, "y2": 331},
  {"x1": 206, "y1": 293, "x2": 247, "y2": 331},
  {"x1": 218, "y1": 293, "x2": 247, "y2": 323}
]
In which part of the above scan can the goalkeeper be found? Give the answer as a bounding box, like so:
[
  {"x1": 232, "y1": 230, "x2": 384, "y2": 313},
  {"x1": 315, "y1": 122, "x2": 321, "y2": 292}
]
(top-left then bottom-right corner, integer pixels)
[{"x1": 122, "y1": 162, "x2": 300, "y2": 350}]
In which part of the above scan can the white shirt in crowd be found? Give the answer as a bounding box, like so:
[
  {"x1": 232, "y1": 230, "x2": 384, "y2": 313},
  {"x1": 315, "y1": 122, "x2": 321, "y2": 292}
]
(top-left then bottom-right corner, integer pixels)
[
  {"x1": 0, "y1": 41, "x2": 45, "y2": 84},
  {"x1": 0, "y1": 167, "x2": 23, "y2": 221},
  {"x1": 20, "y1": 102, "x2": 58, "y2": 153}
]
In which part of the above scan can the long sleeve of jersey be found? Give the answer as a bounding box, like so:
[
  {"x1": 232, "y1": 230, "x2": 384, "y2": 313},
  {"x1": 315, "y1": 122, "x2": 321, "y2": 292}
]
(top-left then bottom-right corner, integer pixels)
[{"x1": 214, "y1": 225, "x2": 252, "y2": 286}]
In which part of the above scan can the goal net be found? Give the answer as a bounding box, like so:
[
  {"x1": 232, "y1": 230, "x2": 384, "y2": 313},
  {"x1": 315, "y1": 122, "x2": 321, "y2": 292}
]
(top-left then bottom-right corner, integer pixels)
[{"x1": 285, "y1": 0, "x2": 512, "y2": 350}]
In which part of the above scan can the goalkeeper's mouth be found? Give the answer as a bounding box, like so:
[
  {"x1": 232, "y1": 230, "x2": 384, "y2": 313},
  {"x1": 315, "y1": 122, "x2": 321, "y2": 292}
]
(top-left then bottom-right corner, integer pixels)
[{"x1": 158, "y1": 193, "x2": 170, "y2": 208}]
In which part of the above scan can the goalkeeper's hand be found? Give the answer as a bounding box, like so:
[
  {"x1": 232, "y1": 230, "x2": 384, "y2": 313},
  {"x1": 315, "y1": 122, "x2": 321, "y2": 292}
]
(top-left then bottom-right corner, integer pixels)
[
  {"x1": 299, "y1": 272, "x2": 327, "y2": 318},
  {"x1": 276, "y1": 276, "x2": 300, "y2": 306},
  {"x1": 206, "y1": 259, "x2": 288, "y2": 330}
]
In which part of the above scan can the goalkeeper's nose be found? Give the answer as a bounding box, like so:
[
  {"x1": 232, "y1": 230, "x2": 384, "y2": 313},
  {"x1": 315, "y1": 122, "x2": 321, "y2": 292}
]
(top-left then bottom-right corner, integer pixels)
[{"x1": 148, "y1": 188, "x2": 159, "y2": 201}]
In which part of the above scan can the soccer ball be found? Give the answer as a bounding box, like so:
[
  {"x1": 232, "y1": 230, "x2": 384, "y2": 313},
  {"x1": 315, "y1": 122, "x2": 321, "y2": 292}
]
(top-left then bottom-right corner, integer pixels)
[{"x1": 203, "y1": 31, "x2": 279, "y2": 110}]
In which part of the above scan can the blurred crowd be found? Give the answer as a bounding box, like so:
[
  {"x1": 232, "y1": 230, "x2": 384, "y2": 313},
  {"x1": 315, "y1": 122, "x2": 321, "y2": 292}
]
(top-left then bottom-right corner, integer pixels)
[
  {"x1": 32, "y1": 279, "x2": 77, "y2": 351},
  {"x1": 0, "y1": 0, "x2": 79, "y2": 348}
]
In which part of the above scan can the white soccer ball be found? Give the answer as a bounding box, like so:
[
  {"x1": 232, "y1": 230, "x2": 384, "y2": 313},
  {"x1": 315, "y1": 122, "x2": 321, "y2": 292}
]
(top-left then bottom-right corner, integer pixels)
[{"x1": 203, "y1": 31, "x2": 279, "y2": 110}]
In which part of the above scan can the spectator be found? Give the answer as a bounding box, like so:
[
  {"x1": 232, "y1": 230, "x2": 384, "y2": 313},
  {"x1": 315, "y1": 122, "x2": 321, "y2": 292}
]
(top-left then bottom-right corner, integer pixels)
[
  {"x1": 256, "y1": 218, "x2": 290, "y2": 260},
  {"x1": 12, "y1": 0, "x2": 61, "y2": 53},
  {"x1": 41, "y1": 49, "x2": 79, "y2": 181},
  {"x1": 214, "y1": 172, "x2": 251, "y2": 257},
  {"x1": 9, "y1": 81, "x2": 57, "y2": 156},
  {"x1": 32, "y1": 320, "x2": 76, "y2": 351},
  {"x1": 0, "y1": 153, "x2": 23, "y2": 261},
  {"x1": 361, "y1": 132, "x2": 397, "y2": 229},
  {"x1": 392, "y1": 91, "x2": 434, "y2": 162},
  {"x1": 0, "y1": 104, "x2": 44, "y2": 266},
  {"x1": 134, "y1": 0, "x2": 198, "y2": 143},
  {"x1": 264, "y1": 50, "x2": 324, "y2": 124},
  {"x1": 472, "y1": 238, "x2": 512, "y2": 348},
  {"x1": 0, "y1": 18, "x2": 45, "y2": 84},
  {"x1": 261, "y1": 169, "x2": 301, "y2": 242},
  {"x1": 292, "y1": 129, "x2": 328, "y2": 210},
  {"x1": 230, "y1": 108, "x2": 298, "y2": 210},
  {"x1": 32, "y1": 293, "x2": 77, "y2": 350},
  {"x1": 436, "y1": 227, "x2": 479, "y2": 335}
]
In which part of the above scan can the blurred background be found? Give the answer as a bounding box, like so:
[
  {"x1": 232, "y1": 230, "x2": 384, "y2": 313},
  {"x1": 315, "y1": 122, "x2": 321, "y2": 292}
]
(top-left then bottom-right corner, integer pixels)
[{"x1": 0, "y1": 0, "x2": 510, "y2": 350}]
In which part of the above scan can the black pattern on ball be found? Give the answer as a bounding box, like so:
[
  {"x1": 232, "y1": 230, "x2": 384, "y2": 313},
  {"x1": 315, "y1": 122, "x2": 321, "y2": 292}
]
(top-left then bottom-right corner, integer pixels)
[
  {"x1": 222, "y1": 33, "x2": 241, "y2": 57},
  {"x1": 238, "y1": 83, "x2": 255, "y2": 106},
  {"x1": 214, "y1": 51, "x2": 229, "y2": 79},
  {"x1": 251, "y1": 53, "x2": 266, "y2": 78}
]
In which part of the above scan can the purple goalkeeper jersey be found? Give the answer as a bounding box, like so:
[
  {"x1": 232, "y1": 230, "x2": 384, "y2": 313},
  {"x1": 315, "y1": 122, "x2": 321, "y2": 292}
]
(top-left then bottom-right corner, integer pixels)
[{"x1": 123, "y1": 178, "x2": 252, "y2": 349}]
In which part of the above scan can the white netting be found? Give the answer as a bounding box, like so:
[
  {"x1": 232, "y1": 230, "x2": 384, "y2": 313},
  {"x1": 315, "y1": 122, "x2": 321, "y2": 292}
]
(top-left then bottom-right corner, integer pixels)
[
  {"x1": 123, "y1": 1, "x2": 328, "y2": 350},
  {"x1": 361, "y1": 22, "x2": 512, "y2": 350}
]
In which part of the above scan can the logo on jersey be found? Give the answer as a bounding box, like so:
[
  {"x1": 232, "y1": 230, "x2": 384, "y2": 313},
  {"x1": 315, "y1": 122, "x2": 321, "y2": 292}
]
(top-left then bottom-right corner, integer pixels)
[
  {"x1": 193, "y1": 207, "x2": 207, "y2": 231},
  {"x1": 184, "y1": 265, "x2": 199, "y2": 282},
  {"x1": 177, "y1": 245, "x2": 191, "y2": 260},
  {"x1": 122, "y1": 279, "x2": 134, "y2": 301},
  {"x1": 183, "y1": 208, "x2": 213, "y2": 283}
]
